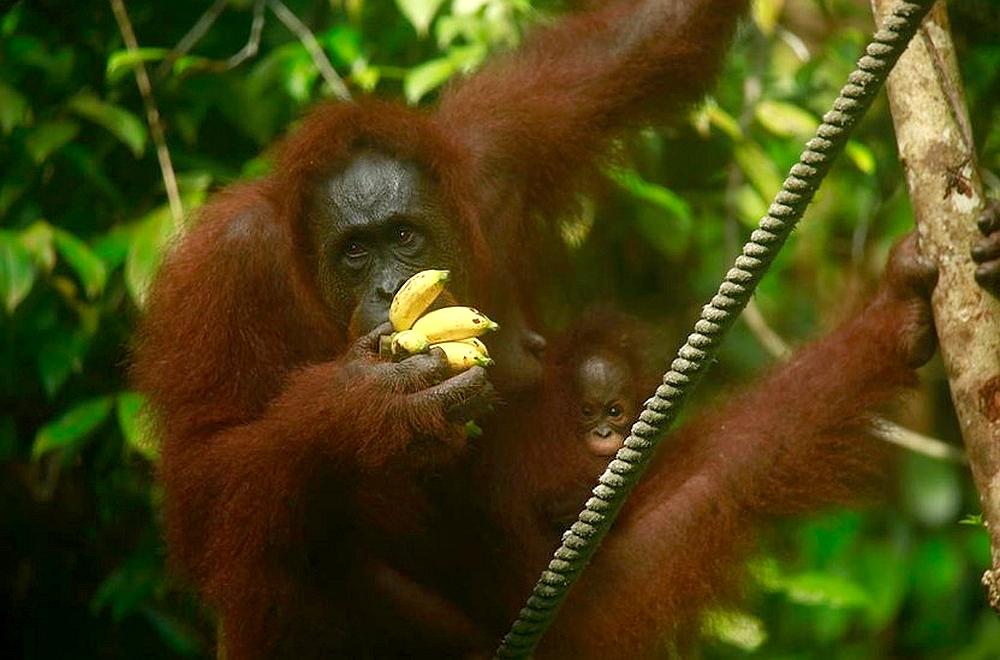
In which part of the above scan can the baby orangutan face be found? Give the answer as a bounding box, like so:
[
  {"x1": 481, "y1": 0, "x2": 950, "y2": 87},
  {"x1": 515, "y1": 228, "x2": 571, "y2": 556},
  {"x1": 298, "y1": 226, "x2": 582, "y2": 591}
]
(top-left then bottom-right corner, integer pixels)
[{"x1": 576, "y1": 352, "x2": 636, "y2": 457}]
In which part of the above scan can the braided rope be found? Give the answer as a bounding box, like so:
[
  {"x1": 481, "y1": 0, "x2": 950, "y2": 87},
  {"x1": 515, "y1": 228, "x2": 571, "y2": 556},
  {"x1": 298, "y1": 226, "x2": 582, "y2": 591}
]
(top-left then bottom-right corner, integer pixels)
[{"x1": 496, "y1": 1, "x2": 934, "y2": 655}]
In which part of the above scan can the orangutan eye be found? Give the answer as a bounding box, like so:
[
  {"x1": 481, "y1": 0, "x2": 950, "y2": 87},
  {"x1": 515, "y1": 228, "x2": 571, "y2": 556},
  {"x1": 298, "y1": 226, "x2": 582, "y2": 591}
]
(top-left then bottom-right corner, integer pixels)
[
  {"x1": 396, "y1": 226, "x2": 414, "y2": 245},
  {"x1": 344, "y1": 240, "x2": 367, "y2": 259},
  {"x1": 608, "y1": 404, "x2": 623, "y2": 418},
  {"x1": 582, "y1": 405, "x2": 594, "y2": 417}
]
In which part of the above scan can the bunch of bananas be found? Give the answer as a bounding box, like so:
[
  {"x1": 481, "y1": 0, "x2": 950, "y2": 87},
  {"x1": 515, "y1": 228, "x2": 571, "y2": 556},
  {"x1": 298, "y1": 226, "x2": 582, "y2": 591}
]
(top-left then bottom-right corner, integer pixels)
[{"x1": 384, "y1": 269, "x2": 498, "y2": 370}]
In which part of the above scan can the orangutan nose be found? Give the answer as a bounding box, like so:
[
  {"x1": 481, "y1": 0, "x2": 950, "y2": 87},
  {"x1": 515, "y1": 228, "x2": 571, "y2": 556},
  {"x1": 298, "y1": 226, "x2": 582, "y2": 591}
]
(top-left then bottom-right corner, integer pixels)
[
  {"x1": 594, "y1": 425, "x2": 613, "y2": 439},
  {"x1": 523, "y1": 331, "x2": 547, "y2": 358}
]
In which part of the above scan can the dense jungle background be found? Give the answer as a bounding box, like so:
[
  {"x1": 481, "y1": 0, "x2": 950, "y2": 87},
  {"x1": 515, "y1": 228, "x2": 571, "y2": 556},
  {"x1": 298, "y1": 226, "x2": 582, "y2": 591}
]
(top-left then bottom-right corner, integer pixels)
[{"x1": 1, "y1": 0, "x2": 999, "y2": 657}]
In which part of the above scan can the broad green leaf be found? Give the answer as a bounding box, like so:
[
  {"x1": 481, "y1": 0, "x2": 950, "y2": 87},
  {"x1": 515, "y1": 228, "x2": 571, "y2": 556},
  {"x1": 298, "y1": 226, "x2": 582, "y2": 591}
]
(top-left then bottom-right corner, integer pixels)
[
  {"x1": 126, "y1": 205, "x2": 177, "y2": 307},
  {"x1": 608, "y1": 168, "x2": 693, "y2": 224},
  {"x1": 752, "y1": 0, "x2": 785, "y2": 36},
  {"x1": 732, "y1": 184, "x2": 768, "y2": 229},
  {"x1": 705, "y1": 100, "x2": 743, "y2": 140},
  {"x1": 351, "y1": 61, "x2": 381, "y2": 92},
  {"x1": 845, "y1": 140, "x2": 876, "y2": 175},
  {"x1": 117, "y1": 392, "x2": 158, "y2": 461},
  {"x1": 91, "y1": 549, "x2": 159, "y2": 621},
  {"x1": 53, "y1": 228, "x2": 108, "y2": 299},
  {"x1": 396, "y1": 0, "x2": 447, "y2": 36},
  {"x1": 701, "y1": 608, "x2": 767, "y2": 651},
  {"x1": 781, "y1": 572, "x2": 869, "y2": 608},
  {"x1": 902, "y1": 453, "x2": 962, "y2": 526},
  {"x1": 752, "y1": 556, "x2": 869, "y2": 609},
  {"x1": 69, "y1": 92, "x2": 146, "y2": 157},
  {"x1": 856, "y1": 542, "x2": 907, "y2": 629},
  {"x1": 25, "y1": 119, "x2": 79, "y2": 163},
  {"x1": 734, "y1": 140, "x2": 783, "y2": 200},
  {"x1": 141, "y1": 607, "x2": 203, "y2": 657},
  {"x1": 32, "y1": 396, "x2": 113, "y2": 459},
  {"x1": 37, "y1": 329, "x2": 90, "y2": 398},
  {"x1": 610, "y1": 167, "x2": 693, "y2": 257},
  {"x1": 92, "y1": 223, "x2": 138, "y2": 271},
  {"x1": 19, "y1": 221, "x2": 55, "y2": 272},
  {"x1": 106, "y1": 47, "x2": 169, "y2": 83},
  {"x1": 0, "y1": 231, "x2": 36, "y2": 313},
  {"x1": 755, "y1": 99, "x2": 817, "y2": 138},
  {"x1": 0, "y1": 80, "x2": 31, "y2": 134},
  {"x1": 404, "y1": 57, "x2": 457, "y2": 103},
  {"x1": 321, "y1": 25, "x2": 363, "y2": 65},
  {"x1": 912, "y1": 536, "x2": 963, "y2": 600},
  {"x1": 448, "y1": 43, "x2": 488, "y2": 73}
]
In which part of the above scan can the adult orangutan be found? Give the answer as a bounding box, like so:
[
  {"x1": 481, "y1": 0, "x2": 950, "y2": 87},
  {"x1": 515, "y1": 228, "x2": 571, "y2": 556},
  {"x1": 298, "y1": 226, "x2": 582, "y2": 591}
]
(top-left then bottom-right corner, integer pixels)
[{"x1": 133, "y1": 0, "x2": 1000, "y2": 655}]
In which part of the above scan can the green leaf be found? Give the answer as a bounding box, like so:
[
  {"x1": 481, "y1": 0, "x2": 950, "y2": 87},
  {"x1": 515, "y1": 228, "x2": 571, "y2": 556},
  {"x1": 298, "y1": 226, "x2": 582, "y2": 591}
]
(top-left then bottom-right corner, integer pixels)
[
  {"x1": 845, "y1": 140, "x2": 876, "y2": 175},
  {"x1": 32, "y1": 396, "x2": 113, "y2": 459},
  {"x1": 732, "y1": 184, "x2": 768, "y2": 229},
  {"x1": 751, "y1": 0, "x2": 785, "y2": 36},
  {"x1": 0, "y1": 231, "x2": 36, "y2": 313},
  {"x1": 752, "y1": 556, "x2": 870, "y2": 609},
  {"x1": 53, "y1": 228, "x2": 108, "y2": 299},
  {"x1": 0, "y1": 80, "x2": 31, "y2": 134},
  {"x1": 126, "y1": 205, "x2": 177, "y2": 307},
  {"x1": 610, "y1": 167, "x2": 693, "y2": 257},
  {"x1": 404, "y1": 57, "x2": 457, "y2": 103},
  {"x1": 19, "y1": 221, "x2": 56, "y2": 272},
  {"x1": 106, "y1": 47, "x2": 169, "y2": 83},
  {"x1": 960, "y1": 513, "x2": 985, "y2": 527},
  {"x1": 755, "y1": 99, "x2": 817, "y2": 138},
  {"x1": 396, "y1": 0, "x2": 447, "y2": 36},
  {"x1": 117, "y1": 392, "x2": 158, "y2": 461},
  {"x1": 608, "y1": 167, "x2": 693, "y2": 223},
  {"x1": 25, "y1": 119, "x2": 79, "y2": 163},
  {"x1": 141, "y1": 607, "x2": 203, "y2": 657},
  {"x1": 701, "y1": 608, "x2": 767, "y2": 651},
  {"x1": 734, "y1": 140, "x2": 783, "y2": 200},
  {"x1": 902, "y1": 453, "x2": 962, "y2": 526},
  {"x1": 92, "y1": 223, "x2": 138, "y2": 271},
  {"x1": 704, "y1": 99, "x2": 743, "y2": 140},
  {"x1": 321, "y1": 25, "x2": 363, "y2": 65},
  {"x1": 782, "y1": 572, "x2": 869, "y2": 608},
  {"x1": 68, "y1": 92, "x2": 146, "y2": 158},
  {"x1": 37, "y1": 329, "x2": 90, "y2": 398}
]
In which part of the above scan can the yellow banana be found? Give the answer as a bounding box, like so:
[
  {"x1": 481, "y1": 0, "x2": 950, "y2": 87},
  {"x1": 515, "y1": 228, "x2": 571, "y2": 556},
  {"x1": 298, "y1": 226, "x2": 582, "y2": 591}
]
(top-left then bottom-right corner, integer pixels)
[
  {"x1": 433, "y1": 341, "x2": 493, "y2": 370},
  {"x1": 458, "y1": 337, "x2": 489, "y2": 357},
  {"x1": 411, "y1": 306, "x2": 499, "y2": 343},
  {"x1": 389, "y1": 269, "x2": 450, "y2": 332},
  {"x1": 391, "y1": 329, "x2": 430, "y2": 355}
]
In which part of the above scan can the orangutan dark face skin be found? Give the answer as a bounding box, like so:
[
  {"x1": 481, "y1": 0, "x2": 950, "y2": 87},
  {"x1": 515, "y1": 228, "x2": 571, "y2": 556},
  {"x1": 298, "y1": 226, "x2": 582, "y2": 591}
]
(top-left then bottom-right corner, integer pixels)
[
  {"x1": 307, "y1": 151, "x2": 547, "y2": 394},
  {"x1": 307, "y1": 152, "x2": 463, "y2": 336},
  {"x1": 576, "y1": 351, "x2": 636, "y2": 457}
]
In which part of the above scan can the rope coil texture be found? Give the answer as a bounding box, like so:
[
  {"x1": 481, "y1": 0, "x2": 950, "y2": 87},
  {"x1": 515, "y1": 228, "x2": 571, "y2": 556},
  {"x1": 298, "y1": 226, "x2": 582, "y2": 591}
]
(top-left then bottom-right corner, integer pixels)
[{"x1": 496, "y1": 1, "x2": 934, "y2": 656}]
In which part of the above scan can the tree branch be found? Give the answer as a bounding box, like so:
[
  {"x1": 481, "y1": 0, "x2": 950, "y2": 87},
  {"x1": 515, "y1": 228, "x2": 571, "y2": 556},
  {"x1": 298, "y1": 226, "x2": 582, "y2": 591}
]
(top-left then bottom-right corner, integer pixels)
[
  {"x1": 267, "y1": 0, "x2": 351, "y2": 101},
  {"x1": 109, "y1": 0, "x2": 184, "y2": 228},
  {"x1": 155, "y1": 0, "x2": 228, "y2": 80},
  {"x1": 872, "y1": 0, "x2": 1000, "y2": 611}
]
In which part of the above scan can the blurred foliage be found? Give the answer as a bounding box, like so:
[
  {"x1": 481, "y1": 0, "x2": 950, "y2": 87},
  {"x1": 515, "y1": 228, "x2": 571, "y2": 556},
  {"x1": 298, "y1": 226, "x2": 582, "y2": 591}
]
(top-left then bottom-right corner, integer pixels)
[{"x1": 1, "y1": 0, "x2": 999, "y2": 657}]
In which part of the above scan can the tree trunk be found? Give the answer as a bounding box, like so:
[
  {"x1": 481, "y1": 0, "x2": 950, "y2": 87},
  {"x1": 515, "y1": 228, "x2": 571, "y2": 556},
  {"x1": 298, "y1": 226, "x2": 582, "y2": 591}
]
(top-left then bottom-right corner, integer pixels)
[{"x1": 870, "y1": 0, "x2": 1000, "y2": 610}]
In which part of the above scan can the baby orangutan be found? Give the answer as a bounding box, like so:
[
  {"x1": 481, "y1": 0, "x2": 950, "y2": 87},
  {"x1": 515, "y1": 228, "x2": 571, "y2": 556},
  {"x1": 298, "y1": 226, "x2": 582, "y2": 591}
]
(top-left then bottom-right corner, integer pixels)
[
  {"x1": 576, "y1": 349, "x2": 640, "y2": 458},
  {"x1": 529, "y1": 310, "x2": 658, "y2": 531}
]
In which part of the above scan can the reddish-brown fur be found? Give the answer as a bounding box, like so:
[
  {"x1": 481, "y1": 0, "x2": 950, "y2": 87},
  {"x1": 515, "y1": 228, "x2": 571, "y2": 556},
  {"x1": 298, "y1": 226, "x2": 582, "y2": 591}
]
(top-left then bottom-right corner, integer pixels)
[{"x1": 132, "y1": 0, "x2": 934, "y2": 657}]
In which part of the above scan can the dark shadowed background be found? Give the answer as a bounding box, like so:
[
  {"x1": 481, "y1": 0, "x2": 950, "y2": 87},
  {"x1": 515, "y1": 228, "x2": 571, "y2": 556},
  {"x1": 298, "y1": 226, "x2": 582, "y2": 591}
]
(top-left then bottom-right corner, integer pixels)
[{"x1": 1, "y1": 0, "x2": 999, "y2": 656}]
